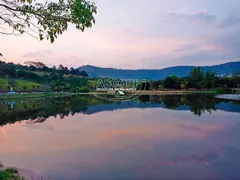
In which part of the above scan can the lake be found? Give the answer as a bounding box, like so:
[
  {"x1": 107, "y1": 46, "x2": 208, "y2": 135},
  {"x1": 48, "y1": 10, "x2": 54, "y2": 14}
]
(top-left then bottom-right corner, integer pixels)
[{"x1": 0, "y1": 94, "x2": 240, "y2": 180}]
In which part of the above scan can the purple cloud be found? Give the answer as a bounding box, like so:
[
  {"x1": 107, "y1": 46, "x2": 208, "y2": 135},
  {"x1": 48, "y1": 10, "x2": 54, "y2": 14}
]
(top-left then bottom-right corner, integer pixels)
[{"x1": 167, "y1": 9, "x2": 217, "y2": 25}]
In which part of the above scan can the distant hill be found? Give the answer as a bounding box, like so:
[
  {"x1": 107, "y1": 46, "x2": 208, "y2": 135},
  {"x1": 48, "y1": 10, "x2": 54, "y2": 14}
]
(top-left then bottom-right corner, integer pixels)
[{"x1": 78, "y1": 61, "x2": 240, "y2": 80}]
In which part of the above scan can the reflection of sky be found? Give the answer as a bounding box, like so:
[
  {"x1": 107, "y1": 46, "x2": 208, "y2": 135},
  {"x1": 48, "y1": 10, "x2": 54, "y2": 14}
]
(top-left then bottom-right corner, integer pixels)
[{"x1": 0, "y1": 108, "x2": 240, "y2": 179}]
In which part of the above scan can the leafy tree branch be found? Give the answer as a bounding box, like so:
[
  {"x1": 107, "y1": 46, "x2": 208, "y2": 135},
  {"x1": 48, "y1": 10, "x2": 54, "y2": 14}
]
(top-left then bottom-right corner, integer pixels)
[{"x1": 0, "y1": 0, "x2": 97, "y2": 42}]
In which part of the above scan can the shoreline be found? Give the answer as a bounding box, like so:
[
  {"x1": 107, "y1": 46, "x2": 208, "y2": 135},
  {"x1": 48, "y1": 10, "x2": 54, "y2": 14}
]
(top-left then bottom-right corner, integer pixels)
[
  {"x1": 0, "y1": 92, "x2": 66, "y2": 100},
  {"x1": 127, "y1": 90, "x2": 216, "y2": 95},
  {"x1": 0, "y1": 90, "x2": 217, "y2": 100}
]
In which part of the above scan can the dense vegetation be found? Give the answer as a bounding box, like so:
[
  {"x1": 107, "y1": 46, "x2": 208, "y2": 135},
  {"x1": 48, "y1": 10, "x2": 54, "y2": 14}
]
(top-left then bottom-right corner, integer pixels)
[
  {"x1": 0, "y1": 164, "x2": 25, "y2": 180},
  {"x1": 0, "y1": 60, "x2": 89, "y2": 93},
  {"x1": 150, "y1": 67, "x2": 240, "y2": 90},
  {"x1": 0, "y1": 60, "x2": 239, "y2": 94}
]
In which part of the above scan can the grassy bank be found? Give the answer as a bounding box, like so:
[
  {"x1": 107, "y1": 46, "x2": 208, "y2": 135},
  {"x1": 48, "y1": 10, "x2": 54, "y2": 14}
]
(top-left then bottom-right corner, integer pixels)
[
  {"x1": 1, "y1": 89, "x2": 237, "y2": 101},
  {"x1": 0, "y1": 92, "x2": 109, "y2": 100},
  {"x1": 0, "y1": 78, "x2": 42, "y2": 91},
  {"x1": 0, "y1": 92, "x2": 69, "y2": 100}
]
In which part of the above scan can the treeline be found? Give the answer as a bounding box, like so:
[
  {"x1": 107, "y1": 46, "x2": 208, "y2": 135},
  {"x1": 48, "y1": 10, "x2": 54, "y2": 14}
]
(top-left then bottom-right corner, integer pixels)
[
  {"x1": 151, "y1": 67, "x2": 240, "y2": 90},
  {"x1": 0, "y1": 60, "x2": 89, "y2": 92},
  {"x1": 0, "y1": 60, "x2": 88, "y2": 79}
]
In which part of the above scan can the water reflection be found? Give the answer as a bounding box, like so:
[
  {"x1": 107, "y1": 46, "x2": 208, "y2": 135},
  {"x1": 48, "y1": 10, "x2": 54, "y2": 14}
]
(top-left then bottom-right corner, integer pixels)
[
  {"x1": 0, "y1": 94, "x2": 239, "y2": 126},
  {"x1": 0, "y1": 94, "x2": 239, "y2": 179}
]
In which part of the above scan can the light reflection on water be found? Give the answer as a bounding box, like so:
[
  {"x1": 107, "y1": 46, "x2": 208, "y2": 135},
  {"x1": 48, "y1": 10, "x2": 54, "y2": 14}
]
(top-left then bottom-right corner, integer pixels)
[{"x1": 0, "y1": 94, "x2": 240, "y2": 180}]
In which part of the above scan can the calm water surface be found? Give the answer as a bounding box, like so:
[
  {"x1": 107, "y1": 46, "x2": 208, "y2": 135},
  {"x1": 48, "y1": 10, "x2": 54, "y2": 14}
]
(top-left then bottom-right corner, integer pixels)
[{"x1": 0, "y1": 94, "x2": 240, "y2": 180}]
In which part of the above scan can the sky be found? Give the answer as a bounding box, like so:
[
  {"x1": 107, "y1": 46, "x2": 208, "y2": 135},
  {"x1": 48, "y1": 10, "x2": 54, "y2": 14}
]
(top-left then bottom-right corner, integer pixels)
[{"x1": 1, "y1": 0, "x2": 240, "y2": 69}]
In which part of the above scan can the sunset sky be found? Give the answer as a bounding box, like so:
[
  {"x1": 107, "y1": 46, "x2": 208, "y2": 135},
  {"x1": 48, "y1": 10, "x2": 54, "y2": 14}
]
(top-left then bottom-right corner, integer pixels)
[{"x1": 1, "y1": 0, "x2": 240, "y2": 69}]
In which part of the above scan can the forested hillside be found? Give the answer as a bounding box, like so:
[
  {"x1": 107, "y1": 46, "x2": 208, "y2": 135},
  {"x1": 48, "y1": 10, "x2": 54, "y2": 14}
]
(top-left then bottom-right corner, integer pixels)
[
  {"x1": 0, "y1": 60, "x2": 89, "y2": 92},
  {"x1": 79, "y1": 61, "x2": 240, "y2": 80}
]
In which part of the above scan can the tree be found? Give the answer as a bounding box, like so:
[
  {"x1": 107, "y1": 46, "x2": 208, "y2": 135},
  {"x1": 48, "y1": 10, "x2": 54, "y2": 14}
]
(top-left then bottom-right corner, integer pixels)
[
  {"x1": 79, "y1": 86, "x2": 89, "y2": 92},
  {"x1": 23, "y1": 85, "x2": 27, "y2": 91},
  {"x1": 58, "y1": 64, "x2": 64, "y2": 70},
  {"x1": 190, "y1": 67, "x2": 204, "y2": 81},
  {"x1": 24, "y1": 61, "x2": 46, "y2": 68},
  {"x1": 163, "y1": 76, "x2": 180, "y2": 89},
  {"x1": 0, "y1": 0, "x2": 97, "y2": 43},
  {"x1": 79, "y1": 70, "x2": 88, "y2": 77},
  {"x1": 150, "y1": 80, "x2": 163, "y2": 90},
  {"x1": 29, "y1": 65, "x2": 37, "y2": 71},
  {"x1": 8, "y1": 78, "x2": 17, "y2": 87},
  {"x1": 204, "y1": 71, "x2": 216, "y2": 89},
  {"x1": 0, "y1": 165, "x2": 25, "y2": 179},
  {"x1": 137, "y1": 82, "x2": 150, "y2": 90},
  {"x1": 41, "y1": 66, "x2": 49, "y2": 72},
  {"x1": 180, "y1": 79, "x2": 188, "y2": 89},
  {"x1": 189, "y1": 67, "x2": 204, "y2": 89},
  {"x1": 63, "y1": 66, "x2": 70, "y2": 74}
]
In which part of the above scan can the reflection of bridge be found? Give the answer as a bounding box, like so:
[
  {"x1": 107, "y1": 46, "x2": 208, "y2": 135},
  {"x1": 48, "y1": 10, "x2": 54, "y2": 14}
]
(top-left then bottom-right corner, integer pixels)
[{"x1": 8, "y1": 102, "x2": 16, "y2": 109}]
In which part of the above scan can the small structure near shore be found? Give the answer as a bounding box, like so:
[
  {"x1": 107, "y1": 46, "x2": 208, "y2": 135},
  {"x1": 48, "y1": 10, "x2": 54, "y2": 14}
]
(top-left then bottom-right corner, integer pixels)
[
  {"x1": 8, "y1": 87, "x2": 16, "y2": 95},
  {"x1": 116, "y1": 90, "x2": 125, "y2": 96}
]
